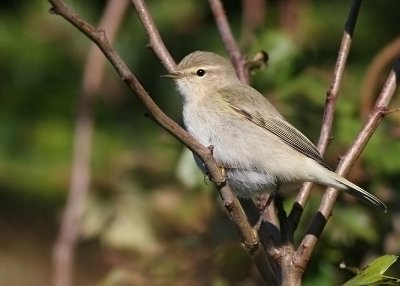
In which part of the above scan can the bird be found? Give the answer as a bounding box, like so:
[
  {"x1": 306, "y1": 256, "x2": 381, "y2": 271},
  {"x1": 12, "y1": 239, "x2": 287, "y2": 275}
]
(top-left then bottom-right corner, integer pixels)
[{"x1": 165, "y1": 51, "x2": 386, "y2": 212}]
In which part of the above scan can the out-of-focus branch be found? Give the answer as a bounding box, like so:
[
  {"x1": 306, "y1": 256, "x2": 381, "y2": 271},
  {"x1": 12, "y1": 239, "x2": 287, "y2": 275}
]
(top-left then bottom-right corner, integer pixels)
[
  {"x1": 51, "y1": 1, "x2": 130, "y2": 286},
  {"x1": 297, "y1": 60, "x2": 400, "y2": 270},
  {"x1": 208, "y1": 0, "x2": 250, "y2": 84},
  {"x1": 49, "y1": 0, "x2": 278, "y2": 284},
  {"x1": 278, "y1": 0, "x2": 302, "y2": 33},
  {"x1": 240, "y1": 0, "x2": 266, "y2": 47},
  {"x1": 360, "y1": 36, "x2": 400, "y2": 120},
  {"x1": 289, "y1": 0, "x2": 363, "y2": 233}
]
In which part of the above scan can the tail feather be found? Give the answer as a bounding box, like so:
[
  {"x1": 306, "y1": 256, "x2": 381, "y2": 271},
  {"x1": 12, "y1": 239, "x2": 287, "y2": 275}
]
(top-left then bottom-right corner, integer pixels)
[{"x1": 334, "y1": 175, "x2": 387, "y2": 212}]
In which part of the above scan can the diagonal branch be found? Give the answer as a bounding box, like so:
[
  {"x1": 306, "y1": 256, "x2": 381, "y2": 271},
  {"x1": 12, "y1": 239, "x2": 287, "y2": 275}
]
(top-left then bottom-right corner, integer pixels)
[
  {"x1": 130, "y1": 0, "x2": 175, "y2": 72},
  {"x1": 288, "y1": 0, "x2": 363, "y2": 235},
  {"x1": 296, "y1": 59, "x2": 400, "y2": 270}
]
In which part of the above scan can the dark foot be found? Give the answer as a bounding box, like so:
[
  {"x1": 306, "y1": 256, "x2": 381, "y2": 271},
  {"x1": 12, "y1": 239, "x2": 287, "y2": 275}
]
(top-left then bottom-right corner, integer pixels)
[{"x1": 253, "y1": 193, "x2": 275, "y2": 231}]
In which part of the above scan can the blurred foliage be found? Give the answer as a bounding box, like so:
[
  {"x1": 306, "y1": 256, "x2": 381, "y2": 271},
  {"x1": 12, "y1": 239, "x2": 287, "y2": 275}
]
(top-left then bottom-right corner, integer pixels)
[{"x1": 1, "y1": 0, "x2": 400, "y2": 285}]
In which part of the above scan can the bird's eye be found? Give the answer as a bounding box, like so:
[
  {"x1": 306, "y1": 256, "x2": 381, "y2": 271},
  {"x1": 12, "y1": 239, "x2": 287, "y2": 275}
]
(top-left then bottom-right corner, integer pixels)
[{"x1": 196, "y1": 69, "x2": 206, "y2": 77}]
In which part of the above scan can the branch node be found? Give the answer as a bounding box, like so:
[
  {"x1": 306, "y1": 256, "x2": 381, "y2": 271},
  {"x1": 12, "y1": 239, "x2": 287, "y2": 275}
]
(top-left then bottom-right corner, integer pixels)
[
  {"x1": 97, "y1": 28, "x2": 106, "y2": 40},
  {"x1": 293, "y1": 256, "x2": 307, "y2": 273},
  {"x1": 223, "y1": 198, "x2": 235, "y2": 211},
  {"x1": 241, "y1": 239, "x2": 260, "y2": 254},
  {"x1": 326, "y1": 90, "x2": 335, "y2": 101},
  {"x1": 49, "y1": 7, "x2": 58, "y2": 15},
  {"x1": 378, "y1": 106, "x2": 390, "y2": 115},
  {"x1": 215, "y1": 178, "x2": 226, "y2": 188},
  {"x1": 121, "y1": 73, "x2": 134, "y2": 84}
]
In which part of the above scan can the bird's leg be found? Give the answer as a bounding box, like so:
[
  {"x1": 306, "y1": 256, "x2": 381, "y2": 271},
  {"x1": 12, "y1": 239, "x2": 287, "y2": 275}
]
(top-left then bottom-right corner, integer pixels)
[
  {"x1": 253, "y1": 192, "x2": 276, "y2": 231},
  {"x1": 204, "y1": 144, "x2": 227, "y2": 184},
  {"x1": 274, "y1": 193, "x2": 286, "y2": 219},
  {"x1": 203, "y1": 145, "x2": 215, "y2": 181},
  {"x1": 207, "y1": 144, "x2": 215, "y2": 155}
]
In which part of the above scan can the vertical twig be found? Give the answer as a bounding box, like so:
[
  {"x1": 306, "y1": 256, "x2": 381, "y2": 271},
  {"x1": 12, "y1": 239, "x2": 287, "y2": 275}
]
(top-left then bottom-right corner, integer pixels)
[
  {"x1": 278, "y1": 0, "x2": 301, "y2": 32},
  {"x1": 240, "y1": 0, "x2": 266, "y2": 46},
  {"x1": 208, "y1": 0, "x2": 250, "y2": 84},
  {"x1": 289, "y1": 0, "x2": 363, "y2": 230},
  {"x1": 52, "y1": 1, "x2": 129, "y2": 286}
]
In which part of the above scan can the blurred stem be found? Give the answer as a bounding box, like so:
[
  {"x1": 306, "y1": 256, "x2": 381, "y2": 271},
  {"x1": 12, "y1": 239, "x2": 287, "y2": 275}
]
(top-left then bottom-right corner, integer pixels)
[
  {"x1": 239, "y1": 0, "x2": 266, "y2": 48},
  {"x1": 278, "y1": 0, "x2": 303, "y2": 33},
  {"x1": 360, "y1": 36, "x2": 400, "y2": 120},
  {"x1": 51, "y1": 1, "x2": 129, "y2": 286}
]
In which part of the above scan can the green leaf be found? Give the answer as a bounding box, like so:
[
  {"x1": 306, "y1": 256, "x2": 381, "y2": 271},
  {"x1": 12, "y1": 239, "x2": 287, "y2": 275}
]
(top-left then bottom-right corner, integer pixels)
[{"x1": 343, "y1": 255, "x2": 399, "y2": 286}]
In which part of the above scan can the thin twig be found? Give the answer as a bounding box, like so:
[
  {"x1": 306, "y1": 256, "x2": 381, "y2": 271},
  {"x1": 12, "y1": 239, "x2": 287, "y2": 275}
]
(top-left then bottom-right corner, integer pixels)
[
  {"x1": 51, "y1": 1, "x2": 129, "y2": 286},
  {"x1": 130, "y1": 0, "x2": 175, "y2": 72},
  {"x1": 289, "y1": 0, "x2": 363, "y2": 233},
  {"x1": 297, "y1": 59, "x2": 400, "y2": 270},
  {"x1": 208, "y1": 0, "x2": 250, "y2": 84}
]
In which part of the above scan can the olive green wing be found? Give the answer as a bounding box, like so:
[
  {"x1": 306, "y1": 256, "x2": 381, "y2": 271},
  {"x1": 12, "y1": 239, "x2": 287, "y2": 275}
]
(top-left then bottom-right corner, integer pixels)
[{"x1": 218, "y1": 86, "x2": 331, "y2": 170}]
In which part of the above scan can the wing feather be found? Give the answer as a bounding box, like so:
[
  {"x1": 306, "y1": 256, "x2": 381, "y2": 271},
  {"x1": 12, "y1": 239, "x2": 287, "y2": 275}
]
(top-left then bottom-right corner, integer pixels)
[{"x1": 218, "y1": 86, "x2": 331, "y2": 170}]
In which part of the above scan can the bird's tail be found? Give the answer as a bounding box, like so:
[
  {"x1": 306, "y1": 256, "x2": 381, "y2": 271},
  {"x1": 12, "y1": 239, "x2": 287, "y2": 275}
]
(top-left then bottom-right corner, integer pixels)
[{"x1": 328, "y1": 171, "x2": 387, "y2": 212}]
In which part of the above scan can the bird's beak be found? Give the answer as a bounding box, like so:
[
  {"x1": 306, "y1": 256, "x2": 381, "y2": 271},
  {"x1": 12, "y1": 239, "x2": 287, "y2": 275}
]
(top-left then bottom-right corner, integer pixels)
[{"x1": 160, "y1": 71, "x2": 182, "y2": 79}]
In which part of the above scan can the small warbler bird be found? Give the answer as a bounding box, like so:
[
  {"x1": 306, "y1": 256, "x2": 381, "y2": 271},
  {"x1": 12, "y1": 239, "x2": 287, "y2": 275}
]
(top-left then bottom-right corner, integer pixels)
[{"x1": 166, "y1": 51, "x2": 386, "y2": 211}]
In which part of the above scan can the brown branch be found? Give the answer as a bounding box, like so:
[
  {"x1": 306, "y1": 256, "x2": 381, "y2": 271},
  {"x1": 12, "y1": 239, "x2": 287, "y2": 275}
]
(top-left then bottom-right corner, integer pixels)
[
  {"x1": 49, "y1": 0, "x2": 278, "y2": 283},
  {"x1": 51, "y1": 1, "x2": 129, "y2": 286},
  {"x1": 297, "y1": 59, "x2": 400, "y2": 270},
  {"x1": 208, "y1": 0, "x2": 250, "y2": 84},
  {"x1": 278, "y1": 0, "x2": 302, "y2": 33},
  {"x1": 289, "y1": 0, "x2": 363, "y2": 232},
  {"x1": 130, "y1": 0, "x2": 175, "y2": 72}
]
